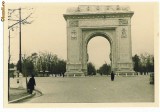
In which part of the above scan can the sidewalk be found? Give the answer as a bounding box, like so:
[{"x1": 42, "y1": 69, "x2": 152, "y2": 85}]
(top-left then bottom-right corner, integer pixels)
[{"x1": 9, "y1": 88, "x2": 29, "y2": 101}]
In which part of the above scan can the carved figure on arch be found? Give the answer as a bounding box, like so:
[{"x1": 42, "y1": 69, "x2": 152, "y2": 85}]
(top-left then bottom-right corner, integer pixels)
[{"x1": 121, "y1": 28, "x2": 127, "y2": 38}]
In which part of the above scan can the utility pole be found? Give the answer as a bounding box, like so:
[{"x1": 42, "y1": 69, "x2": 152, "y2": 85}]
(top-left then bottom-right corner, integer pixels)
[{"x1": 19, "y1": 8, "x2": 22, "y2": 73}]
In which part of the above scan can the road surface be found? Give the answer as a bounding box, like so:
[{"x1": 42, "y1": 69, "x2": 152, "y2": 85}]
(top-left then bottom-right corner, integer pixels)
[{"x1": 10, "y1": 75, "x2": 154, "y2": 103}]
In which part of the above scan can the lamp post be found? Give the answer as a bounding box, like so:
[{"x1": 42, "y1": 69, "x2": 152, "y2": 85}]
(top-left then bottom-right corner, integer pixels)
[
  {"x1": 8, "y1": 30, "x2": 10, "y2": 101},
  {"x1": 8, "y1": 28, "x2": 15, "y2": 101}
]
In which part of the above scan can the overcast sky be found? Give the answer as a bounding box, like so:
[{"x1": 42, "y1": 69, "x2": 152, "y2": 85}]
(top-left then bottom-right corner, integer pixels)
[{"x1": 8, "y1": 2, "x2": 156, "y2": 68}]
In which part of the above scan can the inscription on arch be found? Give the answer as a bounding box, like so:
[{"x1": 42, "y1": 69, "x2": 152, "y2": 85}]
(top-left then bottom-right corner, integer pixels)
[{"x1": 69, "y1": 20, "x2": 79, "y2": 27}]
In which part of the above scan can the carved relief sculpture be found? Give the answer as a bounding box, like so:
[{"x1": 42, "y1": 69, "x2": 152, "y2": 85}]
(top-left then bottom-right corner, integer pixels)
[
  {"x1": 71, "y1": 30, "x2": 77, "y2": 40},
  {"x1": 121, "y1": 28, "x2": 127, "y2": 38}
]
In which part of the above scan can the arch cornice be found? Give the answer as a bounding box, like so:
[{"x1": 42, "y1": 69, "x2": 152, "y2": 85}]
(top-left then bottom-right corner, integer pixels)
[{"x1": 63, "y1": 5, "x2": 134, "y2": 20}]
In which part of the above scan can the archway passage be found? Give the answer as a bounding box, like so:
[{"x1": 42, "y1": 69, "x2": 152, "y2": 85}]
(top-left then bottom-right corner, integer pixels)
[
  {"x1": 81, "y1": 31, "x2": 113, "y2": 75},
  {"x1": 64, "y1": 5, "x2": 135, "y2": 76},
  {"x1": 87, "y1": 36, "x2": 111, "y2": 75},
  {"x1": 87, "y1": 36, "x2": 111, "y2": 70}
]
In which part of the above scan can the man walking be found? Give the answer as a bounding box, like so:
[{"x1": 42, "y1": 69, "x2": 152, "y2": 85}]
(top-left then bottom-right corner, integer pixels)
[
  {"x1": 28, "y1": 75, "x2": 36, "y2": 94},
  {"x1": 111, "y1": 71, "x2": 115, "y2": 81}
]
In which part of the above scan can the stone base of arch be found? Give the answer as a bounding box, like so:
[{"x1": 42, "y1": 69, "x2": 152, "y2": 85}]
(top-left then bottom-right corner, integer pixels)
[{"x1": 64, "y1": 63, "x2": 86, "y2": 77}]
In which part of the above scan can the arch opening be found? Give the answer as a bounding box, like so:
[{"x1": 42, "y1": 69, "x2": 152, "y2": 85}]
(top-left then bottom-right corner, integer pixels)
[{"x1": 87, "y1": 36, "x2": 111, "y2": 75}]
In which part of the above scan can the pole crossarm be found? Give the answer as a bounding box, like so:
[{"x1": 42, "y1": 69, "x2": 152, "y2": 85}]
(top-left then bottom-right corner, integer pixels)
[
  {"x1": 8, "y1": 12, "x2": 33, "y2": 29},
  {"x1": 8, "y1": 19, "x2": 19, "y2": 21}
]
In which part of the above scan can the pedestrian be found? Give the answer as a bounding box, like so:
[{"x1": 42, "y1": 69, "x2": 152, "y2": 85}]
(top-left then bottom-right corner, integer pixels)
[
  {"x1": 111, "y1": 71, "x2": 115, "y2": 81},
  {"x1": 28, "y1": 75, "x2": 36, "y2": 94}
]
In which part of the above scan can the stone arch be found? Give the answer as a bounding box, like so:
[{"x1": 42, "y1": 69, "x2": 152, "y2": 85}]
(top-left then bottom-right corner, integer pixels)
[
  {"x1": 86, "y1": 32, "x2": 113, "y2": 46},
  {"x1": 64, "y1": 5, "x2": 135, "y2": 76}
]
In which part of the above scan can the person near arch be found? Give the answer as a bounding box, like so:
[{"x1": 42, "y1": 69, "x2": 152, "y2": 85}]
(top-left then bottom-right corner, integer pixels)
[
  {"x1": 111, "y1": 71, "x2": 115, "y2": 81},
  {"x1": 27, "y1": 75, "x2": 36, "y2": 94}
]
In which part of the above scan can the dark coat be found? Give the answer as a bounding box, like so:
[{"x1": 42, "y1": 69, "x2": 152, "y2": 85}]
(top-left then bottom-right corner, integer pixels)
[
  {"x1": 111, "y1": 72, "x2": 115, "y2": 81},
  {"x1": 28, "y1": 77, "x2": 36, "y2": 90}
]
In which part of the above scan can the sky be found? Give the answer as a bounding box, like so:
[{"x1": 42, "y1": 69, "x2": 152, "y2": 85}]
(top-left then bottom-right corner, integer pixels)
[{"x1": 7, "y1": 2, "x2": 157, "y2": 68}]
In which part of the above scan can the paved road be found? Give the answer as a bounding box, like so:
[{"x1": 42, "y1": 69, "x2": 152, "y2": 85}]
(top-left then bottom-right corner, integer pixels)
[{"x1": 10, "y1": 75, "x2": 154, "y2": 103}]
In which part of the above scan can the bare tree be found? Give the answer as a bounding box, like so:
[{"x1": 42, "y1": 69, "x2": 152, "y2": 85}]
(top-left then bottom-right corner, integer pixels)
[
  {"x1": 8, "y1": 7, "x2": 35, "y2": 73},
  {"x1": 8, "y1": 7, "x2": 35, "y2": 100}
]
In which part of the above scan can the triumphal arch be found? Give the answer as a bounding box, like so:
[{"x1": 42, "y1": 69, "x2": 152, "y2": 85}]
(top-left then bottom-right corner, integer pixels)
[{"x1": 63, "y1": 5, "x2": 135, "y2": 76}]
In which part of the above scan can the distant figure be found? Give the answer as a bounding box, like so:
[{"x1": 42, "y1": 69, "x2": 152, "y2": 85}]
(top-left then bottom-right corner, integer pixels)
[
  {"x1": 111, "y1": 71, "x2": 115, "y2": 81},
  {"x1": 27, "y1": 75, "x2": 36, "y2": 94}
]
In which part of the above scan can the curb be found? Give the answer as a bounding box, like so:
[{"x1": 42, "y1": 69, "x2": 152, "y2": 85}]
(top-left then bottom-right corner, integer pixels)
[
  {"x1": 9, "y1": 92, "x2": 36, "y2": 103},
  {"x1": 35, "y1": 89, "x2": 43, "y2": 95},
  {"x1": 9, "y1": 89, "x2": 42, "y2": 103}
]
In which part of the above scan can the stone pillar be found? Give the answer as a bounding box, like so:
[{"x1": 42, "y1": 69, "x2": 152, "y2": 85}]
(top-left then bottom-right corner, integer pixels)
[{"x1": 65, "y1": 20, "x2": 84, "y2": 76}]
